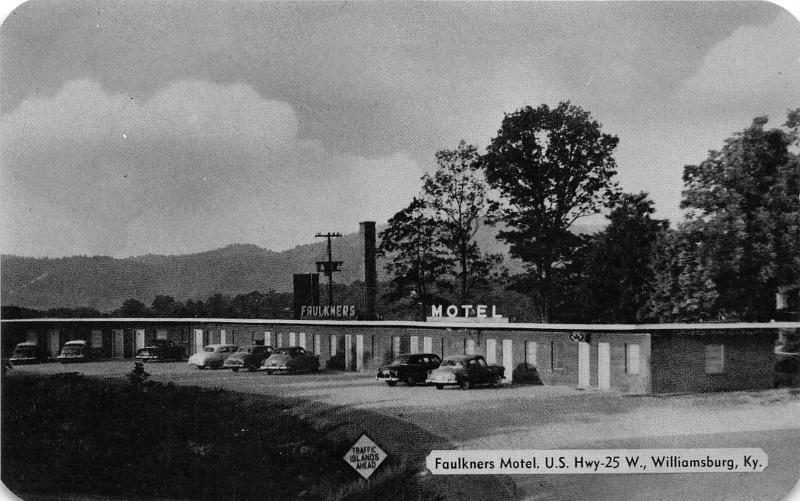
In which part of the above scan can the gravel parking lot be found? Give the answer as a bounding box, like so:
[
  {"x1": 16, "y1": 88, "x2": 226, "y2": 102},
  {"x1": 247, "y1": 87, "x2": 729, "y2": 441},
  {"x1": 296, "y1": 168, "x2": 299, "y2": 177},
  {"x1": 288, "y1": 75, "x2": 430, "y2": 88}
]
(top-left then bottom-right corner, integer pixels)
[{"x1": 10, "y1": 361, "x2": 800, "y2": 501}]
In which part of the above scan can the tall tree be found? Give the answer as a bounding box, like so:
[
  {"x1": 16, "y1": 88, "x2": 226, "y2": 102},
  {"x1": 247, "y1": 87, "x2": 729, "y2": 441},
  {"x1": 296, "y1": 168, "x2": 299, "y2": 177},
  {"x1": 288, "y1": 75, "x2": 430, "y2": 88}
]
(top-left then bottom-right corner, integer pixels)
[
  {"x1": 482, "y1": 101, "x2": 620, "y2": 321},
  {"x1": 578, "y1": 193, "x2": 668, "y2": 322},
  {"x1": 421, "y1": 141, "x2": 503, "y2": 304},
  {"x1": 377, "y1": 198, "x2": 454, "y2": 319},
  {"x1": 677, "y1": 112, "x2": 800, "y2": 320}
]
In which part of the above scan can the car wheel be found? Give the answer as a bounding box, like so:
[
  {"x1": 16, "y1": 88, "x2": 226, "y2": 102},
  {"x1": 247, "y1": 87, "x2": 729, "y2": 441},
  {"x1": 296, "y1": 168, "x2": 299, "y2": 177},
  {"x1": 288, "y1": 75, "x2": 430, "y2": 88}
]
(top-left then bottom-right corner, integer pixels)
[
  {"x1": 460, "y1": 380, "x2": 471, "y2": 390},
  {"x1": 266, "y1": 370, "x2": 274, "y2": 375},
  {"x1": 231, "y1": 368, "x2": 239, "y2": 372},
  {"x1": 490, "y1": 375, "x2": 502, "y2": 387},
  {"x1": 436, "y1": 384, "x2": 444, "y2": 390},
  {"x1": 197, "y1": 365, "x2": 204, "y2": 370},
  {"x1": 386, "y1": 381, "x2": 397, "y2": 387},
  {"x1": 247, "y1": 365, "x2": 256, "y2": 372},
  {"x1": 405, "y1": 376, "x2": 417, "y2": 386}
]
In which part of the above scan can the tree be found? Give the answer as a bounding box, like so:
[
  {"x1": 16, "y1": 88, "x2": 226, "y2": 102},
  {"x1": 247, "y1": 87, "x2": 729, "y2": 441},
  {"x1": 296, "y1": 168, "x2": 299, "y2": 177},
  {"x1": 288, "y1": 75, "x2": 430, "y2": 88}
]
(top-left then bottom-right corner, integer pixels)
[
  {"x1": 151, "y1": 295, "x2": 180, "y2": 317},
  {"x1": 676, "y1": 111, "x2": 800, "y2": 320},
  {"x1": 377, "y1": 198, "x2": 454, "y2": 319},
  {"x1": 577, "y1": 193, "x2": 668, "y2": 322},
  {"x1": 482, "y1": 101, "x2": 620, "y2": 321},
  {"x1": 116, "y1": 298, "x2": 150, "y2": 317},
  {"x1": 421, "y1": 141, "x2": 505, "y2": 304}
]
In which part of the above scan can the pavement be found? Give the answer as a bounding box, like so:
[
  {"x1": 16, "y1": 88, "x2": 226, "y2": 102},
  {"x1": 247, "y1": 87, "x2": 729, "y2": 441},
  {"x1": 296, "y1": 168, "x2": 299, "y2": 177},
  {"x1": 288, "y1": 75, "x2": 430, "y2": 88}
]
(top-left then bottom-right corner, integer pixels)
[{"x1": 8, "y1": 361, "x2": 800, "y2": 501}]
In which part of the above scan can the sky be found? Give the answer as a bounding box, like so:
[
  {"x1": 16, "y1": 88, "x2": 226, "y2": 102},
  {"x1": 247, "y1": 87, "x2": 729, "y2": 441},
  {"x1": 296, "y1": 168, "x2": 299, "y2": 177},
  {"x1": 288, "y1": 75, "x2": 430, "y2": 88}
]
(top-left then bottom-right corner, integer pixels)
[{"x1": 1, "y1": 0, "x2": 799, "y2": 258}]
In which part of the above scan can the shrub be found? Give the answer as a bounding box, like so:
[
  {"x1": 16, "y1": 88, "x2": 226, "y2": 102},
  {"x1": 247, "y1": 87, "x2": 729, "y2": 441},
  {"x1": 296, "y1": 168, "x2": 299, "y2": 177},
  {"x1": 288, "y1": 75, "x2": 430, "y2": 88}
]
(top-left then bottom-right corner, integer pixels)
[
  {"x1": 126, "y1": 361, "x2": 151, "y2": 386},
  {"x1": 326, "y1": 352, "x2": 345, "y2": 371},
  {"x1": 512, "y1": 363, "x2": 543, "y2": 385}
]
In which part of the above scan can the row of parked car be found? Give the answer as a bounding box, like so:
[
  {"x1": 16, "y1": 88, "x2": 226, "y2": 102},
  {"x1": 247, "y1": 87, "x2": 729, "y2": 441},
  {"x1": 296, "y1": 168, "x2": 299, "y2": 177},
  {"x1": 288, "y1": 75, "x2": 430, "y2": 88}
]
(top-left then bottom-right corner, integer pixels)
[
  {"x1": 376, "y1": 353, "x2": 506, "y2": 390},
  {"x1": 7, "y1": 340, "x2": 506, "y2": 389}
]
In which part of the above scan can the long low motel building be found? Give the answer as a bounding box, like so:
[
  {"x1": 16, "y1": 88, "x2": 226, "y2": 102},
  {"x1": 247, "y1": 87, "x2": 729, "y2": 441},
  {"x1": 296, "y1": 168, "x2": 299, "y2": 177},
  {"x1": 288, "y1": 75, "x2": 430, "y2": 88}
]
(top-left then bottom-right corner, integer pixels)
[{"x1": 2, "y1": 318, "x2": 798, "y2": 394}]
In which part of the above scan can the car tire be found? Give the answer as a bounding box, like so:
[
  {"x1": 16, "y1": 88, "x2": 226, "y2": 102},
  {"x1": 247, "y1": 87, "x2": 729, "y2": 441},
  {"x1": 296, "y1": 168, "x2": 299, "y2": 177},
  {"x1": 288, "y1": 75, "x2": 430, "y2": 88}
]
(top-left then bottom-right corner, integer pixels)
[
  {"x1": 490, "y1": 375, "x2": 502, "y2": 387},
  {"x1": 405, "y1": 376, "x2": 417, "y2": 386},
  {"x1": 266, "y1": 370, "x2": 274, "y2": 375},
  {"x1": 460, "y1": 380, "x2": 471, "y2": 390},
  {"x1": 231, "y1": 368, "x2": 239, "y2": 372},
  {"x1": 436, "y1": 384, "x2": 444, "y2": 390},
  {"x1": 386, "y1": 381, "x2": 397, "y2": 387}
]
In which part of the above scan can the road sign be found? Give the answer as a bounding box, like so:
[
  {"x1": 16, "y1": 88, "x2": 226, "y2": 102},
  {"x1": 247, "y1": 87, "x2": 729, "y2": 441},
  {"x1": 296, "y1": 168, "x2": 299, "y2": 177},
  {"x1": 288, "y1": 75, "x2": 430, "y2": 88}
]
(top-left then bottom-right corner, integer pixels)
[{"x1": 344, "y1": 433, "x2": 387, "y2": 480}]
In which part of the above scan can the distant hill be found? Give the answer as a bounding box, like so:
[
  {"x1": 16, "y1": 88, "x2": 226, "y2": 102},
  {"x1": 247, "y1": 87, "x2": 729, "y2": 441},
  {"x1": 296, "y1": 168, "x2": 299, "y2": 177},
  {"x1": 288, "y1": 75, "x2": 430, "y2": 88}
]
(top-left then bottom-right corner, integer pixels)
[{"x1": 1, "y1": 221, "x2": 603, "y2": 312}]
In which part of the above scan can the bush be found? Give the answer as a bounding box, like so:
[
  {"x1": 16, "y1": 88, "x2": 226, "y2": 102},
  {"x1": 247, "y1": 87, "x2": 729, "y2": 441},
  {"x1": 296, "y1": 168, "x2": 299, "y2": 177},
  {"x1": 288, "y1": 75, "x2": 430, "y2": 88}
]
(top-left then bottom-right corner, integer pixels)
[
  {"x1": 512, "y1": 363, "x2": 543, "y2": 385},
  {"x1": 126, "y1": 361, "x2": 151, "y2": 386},
  {"x1": 326, "y1": 352, "x2": 345, "y2": 371}
]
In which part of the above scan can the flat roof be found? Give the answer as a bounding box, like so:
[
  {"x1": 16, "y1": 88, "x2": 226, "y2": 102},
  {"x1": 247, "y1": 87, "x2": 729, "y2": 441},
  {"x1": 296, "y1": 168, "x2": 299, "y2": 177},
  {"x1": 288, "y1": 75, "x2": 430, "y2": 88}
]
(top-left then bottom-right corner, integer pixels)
[{"x1": 1, "y1": 317, "x2": 799, "y2": 331}]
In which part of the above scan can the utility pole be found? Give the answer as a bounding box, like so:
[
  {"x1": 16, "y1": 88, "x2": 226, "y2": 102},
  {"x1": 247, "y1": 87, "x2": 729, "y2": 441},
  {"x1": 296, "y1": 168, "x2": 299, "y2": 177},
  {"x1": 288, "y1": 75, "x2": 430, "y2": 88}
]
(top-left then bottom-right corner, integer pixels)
[{"x1": 315, "y1": 232, "x2": 342, "y2": 306}]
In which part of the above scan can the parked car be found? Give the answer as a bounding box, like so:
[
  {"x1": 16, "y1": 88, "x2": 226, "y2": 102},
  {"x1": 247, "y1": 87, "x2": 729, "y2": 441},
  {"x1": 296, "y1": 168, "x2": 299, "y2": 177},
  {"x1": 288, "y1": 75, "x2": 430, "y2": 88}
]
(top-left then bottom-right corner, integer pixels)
[
  {"x1": 9, "y1": 341, "x2": 50, "y2": 364},
  {"x1": 187, "y1": 344, "x2": 238, "y2": 370},
  {"x1": 426, "y1": 354, "x2": 504, "y2": 390},
  {"x1": 56, "y1": 340, "x2": 96, "y2": 363},
  {"x1": 376, "y1": 353, "x2": 442, "y2": 386},
  {"x1": 262, "y1": 346, "x2": 319, "y2": 374},
  {"x1": 224, "y1": 345, "x2": 273, "y2": 372},
  {"x1": 135, "y1": 340, "x2": 187, "y2": 362}
]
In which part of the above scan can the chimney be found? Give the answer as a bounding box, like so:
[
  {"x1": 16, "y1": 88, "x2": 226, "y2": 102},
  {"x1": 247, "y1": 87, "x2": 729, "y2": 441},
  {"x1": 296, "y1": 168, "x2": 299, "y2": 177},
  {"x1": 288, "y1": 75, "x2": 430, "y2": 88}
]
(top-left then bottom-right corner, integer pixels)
[{"x1": 359, "y1": 221, "x2": 377, "y2": 320}]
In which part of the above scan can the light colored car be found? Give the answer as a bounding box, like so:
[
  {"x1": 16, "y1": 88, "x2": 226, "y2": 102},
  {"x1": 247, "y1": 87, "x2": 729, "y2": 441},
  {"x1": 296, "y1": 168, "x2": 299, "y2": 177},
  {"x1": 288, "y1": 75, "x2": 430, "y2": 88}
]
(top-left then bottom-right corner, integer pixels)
[
  {"x1": 10, "y1": 341, "x2": 49, "y2": 364},
  {"x1": 56, "y1": 340, "x2": 95, "y2": 363},
  {"x1": 187, "y1": 344, "x2": 238, "y2": 370}
]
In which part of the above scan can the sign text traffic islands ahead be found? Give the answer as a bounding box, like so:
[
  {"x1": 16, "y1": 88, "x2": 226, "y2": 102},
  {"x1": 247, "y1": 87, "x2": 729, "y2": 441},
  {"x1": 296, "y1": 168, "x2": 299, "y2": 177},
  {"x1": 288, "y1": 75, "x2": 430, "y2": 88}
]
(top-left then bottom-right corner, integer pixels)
[{"x1": 344, "y1": 434, "x2": 388, "y2": 480}]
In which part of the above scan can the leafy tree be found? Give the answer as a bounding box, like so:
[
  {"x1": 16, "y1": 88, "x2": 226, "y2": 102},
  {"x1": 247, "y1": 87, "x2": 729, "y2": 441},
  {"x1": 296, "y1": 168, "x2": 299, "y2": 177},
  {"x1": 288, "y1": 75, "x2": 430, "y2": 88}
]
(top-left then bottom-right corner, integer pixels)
[
  {"x1": 577, "y1": 193, "x2": 669, "y2": 322},
  {"x1": 421, "y1": 141, "x2": 505, "y2": 304},
  {"x1": 151, "y1": 295, "x2": 180, "y2": 317},
  {"x1": 675, "y1": 111, "x2": 800, "y2": 320},
  {"x1": 115, "y1": 298, "x2": 150, "y2": 317},
  {"x1": 482, "y1": 101, "x2": 620, "y2": 321},
  {"x1": 377, "y1": 198, "x2": 454, "y2": 319}
]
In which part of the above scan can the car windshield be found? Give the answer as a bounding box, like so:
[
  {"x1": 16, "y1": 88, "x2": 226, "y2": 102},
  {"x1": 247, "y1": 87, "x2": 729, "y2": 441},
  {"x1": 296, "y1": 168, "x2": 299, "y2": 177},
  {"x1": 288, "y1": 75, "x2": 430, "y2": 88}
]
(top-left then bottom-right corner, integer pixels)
[
  {"x1": 237, "y1": 346, "x2": 253, "y2": 353},
  {"x1": 14, "y1": 347, "x2": 37, "y2": 355},
  {"x1": 392, "y1": 355, "x2": 412, "y2": 364},
  {"x1": 204, "y1": 347, "x2": 216, "y2": 352},
  {"x1": 440, "y1": 359, "x2": 464, "y2": 368},
  {"x1": 62, "y1": 346, "x2": 84, "y2": 355}
]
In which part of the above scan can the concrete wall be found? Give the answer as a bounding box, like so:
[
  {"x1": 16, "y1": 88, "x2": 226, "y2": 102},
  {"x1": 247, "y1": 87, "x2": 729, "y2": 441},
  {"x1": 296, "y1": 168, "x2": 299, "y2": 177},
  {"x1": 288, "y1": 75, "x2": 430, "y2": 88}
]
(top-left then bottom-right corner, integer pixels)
[{"x1": 650, "y1": 330, "x2": 775, "y2": 393}]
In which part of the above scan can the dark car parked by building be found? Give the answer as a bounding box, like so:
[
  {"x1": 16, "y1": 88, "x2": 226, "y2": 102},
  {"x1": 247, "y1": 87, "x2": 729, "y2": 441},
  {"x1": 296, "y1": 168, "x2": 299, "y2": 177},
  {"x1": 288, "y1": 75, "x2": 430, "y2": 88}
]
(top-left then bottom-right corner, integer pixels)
[
  {"x1": 262, "y1": 347, "x2": 319, "y2": 374},
  {"x1": 135, "y1": 340, "x2": 187, "y2": 362},
  {"x1": 9, "y1": 341, "x2": 50, "y2": 364},
  {"x1": 426, "y1": 354, "x2": 505, "y2": 390},
  {"x1": 376, "y1": 353, "x2": 442, "y2": 386},
  {"x1": 224, "y1": 345, "x2": 273, "y2": 371}
]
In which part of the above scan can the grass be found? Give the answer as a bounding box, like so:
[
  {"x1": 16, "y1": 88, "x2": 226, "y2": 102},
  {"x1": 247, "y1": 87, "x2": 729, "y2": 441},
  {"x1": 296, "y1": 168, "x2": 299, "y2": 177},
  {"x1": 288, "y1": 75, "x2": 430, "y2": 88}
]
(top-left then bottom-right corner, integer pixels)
[{"x1": 1, "y1": 372, "x2": 440, "y2": 501}]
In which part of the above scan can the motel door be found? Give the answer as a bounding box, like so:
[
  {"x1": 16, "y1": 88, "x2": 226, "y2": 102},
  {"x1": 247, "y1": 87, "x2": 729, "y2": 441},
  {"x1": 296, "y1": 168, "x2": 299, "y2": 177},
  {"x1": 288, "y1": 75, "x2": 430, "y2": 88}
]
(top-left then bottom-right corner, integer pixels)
[
  {"x1": 112, "y1": 329, "x2": 125, "y2": 358},
  {"x1": 502, "y1": 340, "x2": 513, "y2": 382},
  {"x1": 135, "y1": 329, "x2": 146, "y2": 351},
  {"x1": 47, "y1": 330, "x2": 60, "y2": 358},
  {"x1": 356, "y1": 335, "x2": 364, "y2": 372},
  {"x1": 344, "y1": 334, "x2": 353, "y2": 371},
  {"x1": 193, "y1": 329, "x2": 204, "y2": 355},
  {"x1": 597, "y1": 342, "x2": 611, "y2": 390},
  {"x1": 577, "y1": 342, "x2": 590, "y2": 388}
]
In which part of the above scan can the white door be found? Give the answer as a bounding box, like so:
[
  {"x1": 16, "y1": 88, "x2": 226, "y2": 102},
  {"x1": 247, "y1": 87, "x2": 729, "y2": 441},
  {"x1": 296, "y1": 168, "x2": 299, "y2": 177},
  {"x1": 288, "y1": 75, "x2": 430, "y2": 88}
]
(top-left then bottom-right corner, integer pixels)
[
  {"x1": 314, "y1": 334, "x2": 321, "y2": 355},
  {"x1": 48, "y1": 330, "x2": 60, "y2": 357},
  {"x1": 112, "y1": 329, "x2": 125, "y2": 358},
  {"x1": 578, "y1": 342, "x2": 590, "y2": 388},
  {"x1": 465, "y1": 339, "x2": 475, "y2": 355},
  {"x1": 289, "y1": 332, "x2": 296, "y2": 346},
  {"x1": 356, "y1": 335, "x2": 364, "y2": 372},
  {"x1": 330, "y1": 335, "x2": 337, "y2": 356},
  {"x1": 410, "y1": 336, "x2": 419, "y2": 354},
  {"x1": 264, "y1": 331, "x2": 272, "y2": 346},
  {"x1": 344, "y1": 334, "x2": 353, "y2": 371},
  {"x1": 135, "y1": 329, "x2": 146, "y2": 351},
  {"x1": 193, "y1": 329, "x2": 204, "y2": 354},
  {"x1": 598, "y1": 342, "x2": 611, "y2": 390},
  {"x1": 299, "y1": 333, "x2": 306, "y2": 349},
  {"x1": 526, "y1": 341, "x2": 538, "y2": 367},
  {"x1": 503, "y1": 339, "x2": 513, "y2": 382},
  {"x1": 220, "y1": 329, "x2": 227, "y2": 345},
  {"x1": 485, "y1": 339, "x2": 497, "y2": 364},
  {"x1": 423, "y1": 336, "x2": 433, "y2": 353}
]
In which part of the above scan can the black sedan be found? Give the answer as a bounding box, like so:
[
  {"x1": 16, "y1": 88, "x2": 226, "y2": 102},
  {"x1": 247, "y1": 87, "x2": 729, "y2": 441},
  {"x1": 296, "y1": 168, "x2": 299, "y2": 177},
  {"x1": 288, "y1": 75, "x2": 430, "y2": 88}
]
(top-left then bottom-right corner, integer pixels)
[
  {"x1": 135, "y1": 340, "x2": 187, "y2": 362},
  {"x1": 376, "y1": 353, "x2": 442, "y2": 386},
  {"x1": 224, "y1": 345, "x2": 273, "y2": 371}
]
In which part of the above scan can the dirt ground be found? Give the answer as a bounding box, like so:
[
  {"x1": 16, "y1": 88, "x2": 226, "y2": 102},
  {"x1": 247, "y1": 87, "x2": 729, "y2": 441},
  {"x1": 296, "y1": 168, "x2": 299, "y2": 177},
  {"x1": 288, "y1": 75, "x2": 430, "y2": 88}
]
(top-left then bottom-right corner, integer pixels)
[{"x1": 8, "y1": 361, "x2": 800, "y2": 501}]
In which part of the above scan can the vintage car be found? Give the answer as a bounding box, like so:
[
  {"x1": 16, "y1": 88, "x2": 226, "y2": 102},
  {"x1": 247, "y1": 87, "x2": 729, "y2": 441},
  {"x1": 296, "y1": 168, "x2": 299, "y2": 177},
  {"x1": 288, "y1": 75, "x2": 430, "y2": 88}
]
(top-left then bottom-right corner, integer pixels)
[
  {"x1": 135, "y1": 340, "x2": 186, "y2": 362},
  {"x1": 426, "y1": 354, "x2": 504, "y2": 390},
  {"x1": 223, "y1": 345, "x2": 273, "y2": 371},
  {"x1": 187, "y1": 344, "x2": 238, "y2": 370},
  {"x1": 9, "y1": 341, "x2": 50, "y2": 364},
  {"x1": 56, "y1": 340, "x2": 96, "y2": 363},
  {"x1": 376, "y1": 353, "x2": 442, "y2": 386},
  {"x1": 262, "y1": 346, "x2": 319, "y2": 374}
]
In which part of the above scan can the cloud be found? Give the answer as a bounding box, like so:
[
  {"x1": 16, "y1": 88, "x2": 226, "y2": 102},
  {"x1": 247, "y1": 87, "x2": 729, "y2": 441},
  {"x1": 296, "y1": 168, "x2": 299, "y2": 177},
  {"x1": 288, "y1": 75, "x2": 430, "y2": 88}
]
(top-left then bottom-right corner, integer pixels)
[{"x1": 0, "y1": 79, "x2": 424, "y2": 257}]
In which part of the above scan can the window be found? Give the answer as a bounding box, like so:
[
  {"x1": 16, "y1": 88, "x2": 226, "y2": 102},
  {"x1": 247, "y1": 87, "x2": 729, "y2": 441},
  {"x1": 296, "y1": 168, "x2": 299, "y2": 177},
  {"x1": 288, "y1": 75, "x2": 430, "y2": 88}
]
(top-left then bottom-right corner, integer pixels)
[
  {"x1": 626, "y1": 344, "x2": 640, "y2": 374},
  {"x1": 277, "y1": 333, "x2": 283, "y2": 348},
  {"x1": 156, "y1": 329, "x2": 168, "y2": 340},
  {"x1": 90, "y1": 330, "x2": 103, "y2": 348},
  {"x1": 705, "y1": 344, "x2": 725, "y2": 374},
  {"x1": 465, "y1": 339, "x2": 475, "y2": 355},
  {"x1": 551, "y1": 341, "x2": 564, "y2": 370},
  {"x1": 265, "y1": 331, "x2": 272, "y2": 346}
]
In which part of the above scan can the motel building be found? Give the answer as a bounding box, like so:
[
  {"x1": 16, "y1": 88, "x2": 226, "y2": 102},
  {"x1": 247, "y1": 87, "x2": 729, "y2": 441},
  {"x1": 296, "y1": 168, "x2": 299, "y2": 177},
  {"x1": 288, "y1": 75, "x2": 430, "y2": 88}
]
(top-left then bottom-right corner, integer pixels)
[{"x1": 2, "y1": 307, "x2": 799, "y2": 394}]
